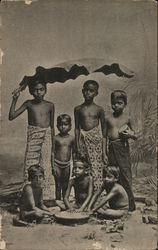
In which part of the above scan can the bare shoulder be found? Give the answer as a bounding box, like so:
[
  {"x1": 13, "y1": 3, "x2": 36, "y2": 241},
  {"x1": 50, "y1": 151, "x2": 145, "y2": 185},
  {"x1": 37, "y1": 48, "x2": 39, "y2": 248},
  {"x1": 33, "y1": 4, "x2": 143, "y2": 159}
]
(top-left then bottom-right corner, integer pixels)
[
  {"x1": 54, "y1": 134, "x2": 62, "y2": 142},
  {"x1": 96, "y1": 104, "x2": 104, "y2": 111},
  {"x1": 23, "y1": 184, "x2": 32, "y2": 193},
  {"x1": 44, "y1": 100, "x2": 54, "y2": 108},
  {"x1": 114, "y1": 183, "x2": 123, "y2": 193},
  {"x1": 94, "y1": 104, "x2": 105, "y2": 114},
  {"x1": 69, "y1": 134, "x2": 75, "y2": 142},
  {"x1": 105, "y1": 111, "x2": 113, "y2": 121},
  {"x1": 24, "y1": 99, "x2": 32, "y2": 107},
  {"x1": 74, "y1": 104, "x2": 82, "y2": 112}
]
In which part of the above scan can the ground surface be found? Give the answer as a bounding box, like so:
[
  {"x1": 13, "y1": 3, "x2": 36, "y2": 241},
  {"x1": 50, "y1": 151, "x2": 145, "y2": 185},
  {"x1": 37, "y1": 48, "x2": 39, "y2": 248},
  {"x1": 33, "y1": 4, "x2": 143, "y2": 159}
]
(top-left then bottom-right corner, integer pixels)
[
  {"x1": 0, "y1": 160, "x2": 157, "y2": 250},
  {"x1": 1, "y1": 201, "x2": 157, "y2": 250}
]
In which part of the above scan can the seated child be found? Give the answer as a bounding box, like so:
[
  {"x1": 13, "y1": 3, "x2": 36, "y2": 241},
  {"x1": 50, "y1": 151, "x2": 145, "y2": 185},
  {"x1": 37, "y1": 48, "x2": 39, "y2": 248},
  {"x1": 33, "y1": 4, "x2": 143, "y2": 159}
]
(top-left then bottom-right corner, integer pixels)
[
  {"x1": 19, "y1": 165, "x2": 58, "y2": 223},
  {"x1": 53, "y1": 114, "x2": 75, "y2": 201},
  {"x1": 88, "y1": 166, "x2": 129, "y2": 219},
  {"x1": 57, "y1": 159, "x2": 93, "y2": 212}
]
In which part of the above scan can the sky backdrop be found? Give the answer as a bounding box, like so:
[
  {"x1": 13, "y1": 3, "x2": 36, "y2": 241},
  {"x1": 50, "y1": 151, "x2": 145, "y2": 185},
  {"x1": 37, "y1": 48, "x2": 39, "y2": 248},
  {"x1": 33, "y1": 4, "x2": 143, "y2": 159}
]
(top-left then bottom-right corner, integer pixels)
[{"x1": 1, "y1": 0, "x2": 157, "y2": 156}]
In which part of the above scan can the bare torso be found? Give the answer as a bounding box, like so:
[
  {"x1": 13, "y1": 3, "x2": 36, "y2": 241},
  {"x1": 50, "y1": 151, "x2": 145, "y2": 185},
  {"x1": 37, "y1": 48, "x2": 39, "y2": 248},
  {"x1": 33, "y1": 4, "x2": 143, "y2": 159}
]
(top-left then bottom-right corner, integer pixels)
[
  {"x1": 54, "y1": 134, "x2": 74, "y2": 162},
  {"x1": 73, "y1": 175, "x2": 91, "y2": 206},
  {"x1": 27, "y1": 100, "x2": 54, "y2": 128},
  {"x1": 106, "y1": 183, "x2": 128, "y2": 209},
  {"x1": 20, "y1": 184, "x2": 42, "y2": 212},
  {"x1": 75, "y1": 103, "x2": 103, "y2": 131},
  {"x1": 106, "y1": 111, "x2": 130, "y2": 140}
]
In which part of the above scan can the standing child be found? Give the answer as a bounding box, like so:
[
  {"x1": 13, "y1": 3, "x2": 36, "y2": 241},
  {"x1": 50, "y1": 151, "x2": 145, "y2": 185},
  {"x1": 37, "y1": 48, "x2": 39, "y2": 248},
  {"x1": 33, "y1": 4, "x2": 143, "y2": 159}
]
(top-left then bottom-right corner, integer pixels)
[
  {"x1": 63, "y1": 159, "x2": 93, "y2": 212},
  {"x1": 53, "y1": 114, "x2": 75, "y2": 200},
  {"x1": 88, "y1": 166, "x2": 129, "y2": 219},
  {"x1": 104, "y1": 90, "x2": 137, "y2": 211},
  {"x1": 9, "y1": 79, "x2": 55, "y2": 200},
  {"x1": 74, "y1": 80, "x2": 107, "y2": 192}
]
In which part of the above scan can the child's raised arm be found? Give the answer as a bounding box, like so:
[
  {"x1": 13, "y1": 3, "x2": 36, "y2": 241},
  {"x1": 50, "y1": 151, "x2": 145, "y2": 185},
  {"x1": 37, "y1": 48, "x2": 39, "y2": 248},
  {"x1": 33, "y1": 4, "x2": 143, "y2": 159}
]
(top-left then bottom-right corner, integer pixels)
[
  {"x1": 63, "y1": 178, "x2": 74, "y2": 210},
  {"x1": 77, "y1": 176, "x2": 93, "y2": 212},
  {"x1": 8, "y1": 92, "x2": 28, "y2": 120}
]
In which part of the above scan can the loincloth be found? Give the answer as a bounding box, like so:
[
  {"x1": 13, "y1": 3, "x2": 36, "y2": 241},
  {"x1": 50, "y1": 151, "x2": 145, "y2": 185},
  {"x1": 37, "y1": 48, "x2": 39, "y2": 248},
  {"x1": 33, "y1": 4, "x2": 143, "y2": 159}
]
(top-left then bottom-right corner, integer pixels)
[{"x1": 54, "y1": 159, "x2": 70, "y2": 169}]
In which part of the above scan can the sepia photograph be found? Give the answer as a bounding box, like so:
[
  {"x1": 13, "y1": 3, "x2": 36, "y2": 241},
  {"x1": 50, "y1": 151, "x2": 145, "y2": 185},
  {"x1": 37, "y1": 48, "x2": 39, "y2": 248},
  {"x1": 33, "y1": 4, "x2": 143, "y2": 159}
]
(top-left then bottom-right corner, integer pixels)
[{"x1": 0, "y1": 0, "x2": 157, "y2": 250}]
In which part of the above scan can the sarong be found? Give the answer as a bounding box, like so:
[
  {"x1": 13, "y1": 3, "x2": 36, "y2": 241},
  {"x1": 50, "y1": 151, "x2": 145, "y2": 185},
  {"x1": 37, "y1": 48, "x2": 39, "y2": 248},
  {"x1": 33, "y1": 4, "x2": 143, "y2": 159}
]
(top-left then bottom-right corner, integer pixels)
[
  {"x1": 24, "y1": 125, "x2": 55, "y2": 200},
  {"x1": 108, "y1": 139, "x2": 135, "y2": 211},
  {"x1": 79, "y1": 126, "x2": 104, "y2": 191}
]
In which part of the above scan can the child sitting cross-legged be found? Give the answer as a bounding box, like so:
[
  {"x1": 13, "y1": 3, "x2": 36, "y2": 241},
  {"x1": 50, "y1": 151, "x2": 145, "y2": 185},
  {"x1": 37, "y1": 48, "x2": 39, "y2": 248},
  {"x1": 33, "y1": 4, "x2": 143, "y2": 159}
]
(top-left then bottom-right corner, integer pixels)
[
  {"x1": 18, "y1": 165, "x2": 59, "y2": 224},
  {"x1": 87, "y1": 166, "x2": 129, "y2": 219}
]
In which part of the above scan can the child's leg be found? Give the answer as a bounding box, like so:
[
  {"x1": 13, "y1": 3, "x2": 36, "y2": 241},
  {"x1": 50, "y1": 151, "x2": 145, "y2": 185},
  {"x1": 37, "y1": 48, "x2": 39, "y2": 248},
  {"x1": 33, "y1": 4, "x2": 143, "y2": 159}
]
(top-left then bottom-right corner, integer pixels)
[
  {"x1": 97, "y1": 208, "x2": 127, "y2": 219},
  {"x1": 54, "y1": 166, "x2": 62, "y2": 200},
  {"x1": 119, "y1": 172, "x2": 135, "y2": 211},
  {"x1": 61, "y1": 166, "x2": 70, "y2": 199},
  {"x1": 20, "y1": 210, "x2": 44, "y2": 222}
]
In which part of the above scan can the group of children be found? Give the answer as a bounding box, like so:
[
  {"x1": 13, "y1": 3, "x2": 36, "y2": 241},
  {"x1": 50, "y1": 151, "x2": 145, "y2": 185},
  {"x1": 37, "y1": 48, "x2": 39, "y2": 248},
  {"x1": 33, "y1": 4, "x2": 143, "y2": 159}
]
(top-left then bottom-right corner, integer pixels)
[{"x1": 9, "y1": 78, "x2": 137, "y2": 223}]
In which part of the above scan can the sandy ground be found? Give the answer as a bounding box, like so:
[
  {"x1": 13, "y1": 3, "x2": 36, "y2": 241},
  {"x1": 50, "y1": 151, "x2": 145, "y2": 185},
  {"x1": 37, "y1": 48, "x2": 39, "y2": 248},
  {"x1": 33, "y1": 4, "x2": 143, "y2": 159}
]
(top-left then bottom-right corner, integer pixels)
[{"x1": 2, "y1": 202, "x2": 157, "y2": 250}]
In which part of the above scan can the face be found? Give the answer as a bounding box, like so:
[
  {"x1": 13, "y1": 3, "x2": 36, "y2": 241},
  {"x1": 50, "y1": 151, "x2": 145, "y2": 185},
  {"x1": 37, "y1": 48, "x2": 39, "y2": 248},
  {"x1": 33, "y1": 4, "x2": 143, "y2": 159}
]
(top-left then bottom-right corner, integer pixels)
[
  {"x1": 82, "y1": 83, "x2": 97, "y2": 101},
  {"x1": 57, "y1": 119, "x2": 71, "y2": 135},
  {"x1": 104, "y1": 172, "x2": 116, "y2": 185},
  {"x1": 31, "y1": 172, "x2": 44, "y2": 188},
  {"x1": 112, "y1": 98, "x2": 126, "y2": 114},
  {"x1": 73, "y1": 162, "x2": 85, "y2": 177},
  {"x1": 32, "y1": 83, "x2": 46, "y2": 101}
]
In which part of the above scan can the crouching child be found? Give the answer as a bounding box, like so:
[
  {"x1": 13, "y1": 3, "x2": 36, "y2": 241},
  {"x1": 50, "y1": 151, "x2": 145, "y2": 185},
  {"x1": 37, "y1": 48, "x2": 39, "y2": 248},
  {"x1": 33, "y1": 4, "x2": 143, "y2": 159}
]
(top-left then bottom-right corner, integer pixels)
[
  {"x1": 57, "y1": 159, "x2": 93, "y2": 212},
  {"x1": 18, "y1": 165, "x2": 59, "y2": 223},
  {"x1": 88, "y1": 166, "x2": 129, "y2": 219}
]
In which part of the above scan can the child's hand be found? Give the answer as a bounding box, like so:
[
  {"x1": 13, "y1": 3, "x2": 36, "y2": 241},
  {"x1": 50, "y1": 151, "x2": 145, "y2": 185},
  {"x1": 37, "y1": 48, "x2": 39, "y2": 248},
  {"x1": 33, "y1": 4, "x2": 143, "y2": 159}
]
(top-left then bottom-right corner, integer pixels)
[
  {"x1": 119, "y1": 126, "x2": 134, "y2": 139},
  {"x1": 92, "y1": 209, "x2": 97, "y2": 214},
  {"x1": 87, "y1": 209, "x2": 93, "y2": 215},
  {"x1": 75, "y1": 208, "x2": 83, "y2": 213},
  {"x1": 67, "y1": 207, "x2": 75, "y2": 213},
  {"x1": 12, "y1": 88, "x2": 20, "y2": 99},
  {"x1": 120, "y1": 131, "x2": 130, "y2": 139}
]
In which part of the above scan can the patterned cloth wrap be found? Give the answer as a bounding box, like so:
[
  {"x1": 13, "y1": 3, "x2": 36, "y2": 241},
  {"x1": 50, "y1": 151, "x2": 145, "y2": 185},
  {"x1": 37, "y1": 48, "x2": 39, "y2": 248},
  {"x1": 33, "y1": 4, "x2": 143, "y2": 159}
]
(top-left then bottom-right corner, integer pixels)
[
  {"x1": 79, "y1": 126, "x2": 104, "y2": 191},
  {"x1": 24, "y1": 125, "x2": 55, "y2": 200}
]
